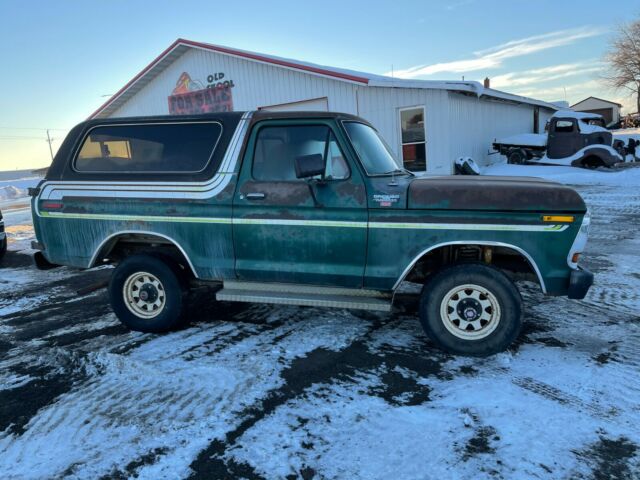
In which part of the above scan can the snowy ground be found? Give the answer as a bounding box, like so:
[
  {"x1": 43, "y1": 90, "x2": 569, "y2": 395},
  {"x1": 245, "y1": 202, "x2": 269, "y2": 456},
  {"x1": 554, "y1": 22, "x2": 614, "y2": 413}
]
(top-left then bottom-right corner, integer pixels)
[{"x1": 0, "y1": 181, "x2": 639, "y2": 479}]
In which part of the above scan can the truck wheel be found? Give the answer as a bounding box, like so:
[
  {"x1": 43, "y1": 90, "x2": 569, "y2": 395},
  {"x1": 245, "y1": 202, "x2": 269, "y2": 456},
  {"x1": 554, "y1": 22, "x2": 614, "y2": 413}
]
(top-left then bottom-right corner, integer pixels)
[
  {"x1": 419, "y1": 264, "x2": 522, "y2": 356},
  {"x1": 507, "y1": 149, "x2": 527, "y2": 165},
  {"x1": 0, "y1": 238, "x2": 6, "y2": 262},
  {"x1": 109, "y1": 254, "x2": 187, "y2": 333},
  {"x1": 582, "y1": 156, "x2": 604, "y2": 169}
]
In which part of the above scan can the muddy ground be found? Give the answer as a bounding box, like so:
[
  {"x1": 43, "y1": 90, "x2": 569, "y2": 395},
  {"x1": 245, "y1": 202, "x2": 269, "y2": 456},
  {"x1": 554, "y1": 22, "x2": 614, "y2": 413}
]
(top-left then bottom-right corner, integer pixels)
[{"x1": 0, "y1": 185, "x2": 639, "y2": 479}]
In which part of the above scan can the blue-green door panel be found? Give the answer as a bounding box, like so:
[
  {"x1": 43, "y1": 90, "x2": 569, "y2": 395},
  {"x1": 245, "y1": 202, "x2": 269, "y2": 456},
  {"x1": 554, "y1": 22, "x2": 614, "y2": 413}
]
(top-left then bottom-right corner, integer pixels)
[{"x1": 233, "y1": 119, "x2": 368, "y2": 287}]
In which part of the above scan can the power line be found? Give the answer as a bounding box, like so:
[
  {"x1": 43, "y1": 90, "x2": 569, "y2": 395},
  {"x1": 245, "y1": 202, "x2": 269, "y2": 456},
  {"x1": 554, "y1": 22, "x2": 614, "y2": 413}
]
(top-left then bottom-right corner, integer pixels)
[
  {"x1": 0, "y1": 126, "x2": 69, "y2": 131},
  {"x1": 0, "y1": 135, "x2": 48, "y2": 140}
]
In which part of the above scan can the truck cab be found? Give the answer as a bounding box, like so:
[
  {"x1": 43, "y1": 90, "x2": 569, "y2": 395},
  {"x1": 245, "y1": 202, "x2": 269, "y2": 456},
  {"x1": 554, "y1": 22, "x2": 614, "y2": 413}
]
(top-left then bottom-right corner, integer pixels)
[{"x1": 32, "y1": 111, "x2": 593, "y2": 356}]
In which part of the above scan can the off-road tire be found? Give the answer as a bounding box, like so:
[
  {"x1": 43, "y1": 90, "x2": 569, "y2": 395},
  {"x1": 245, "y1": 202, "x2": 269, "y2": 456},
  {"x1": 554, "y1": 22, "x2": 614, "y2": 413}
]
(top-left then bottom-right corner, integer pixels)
[
  {"x1": 419, "y1": 264, "x2": 522, "y2": 356},
  {"x1": 109, "y1": 254, "x2": 187, "y2": 333}
]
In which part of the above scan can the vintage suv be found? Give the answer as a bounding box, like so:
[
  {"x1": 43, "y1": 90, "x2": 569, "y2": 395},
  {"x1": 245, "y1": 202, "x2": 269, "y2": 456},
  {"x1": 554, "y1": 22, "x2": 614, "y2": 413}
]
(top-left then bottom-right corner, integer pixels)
[{"x1": 30, "y1": 111, "x2": 593, "y2": 356}]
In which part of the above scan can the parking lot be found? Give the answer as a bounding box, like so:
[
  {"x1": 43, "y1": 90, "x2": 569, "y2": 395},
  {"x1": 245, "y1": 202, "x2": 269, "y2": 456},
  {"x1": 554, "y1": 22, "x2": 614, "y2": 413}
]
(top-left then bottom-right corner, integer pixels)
[{"x1": 1, "y1": 183, "x2": 639, "y2": 479}]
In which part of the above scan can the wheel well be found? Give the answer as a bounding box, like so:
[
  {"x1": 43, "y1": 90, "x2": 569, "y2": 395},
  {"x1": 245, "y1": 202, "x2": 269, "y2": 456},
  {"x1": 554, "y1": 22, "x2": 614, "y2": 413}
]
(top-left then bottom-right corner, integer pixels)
[
  {"x1": 401, "y1": 243, "x2": 542, "y2": 291},
  {"x1": 582, "y1": 155, "x2": 604, "y2": 168},
  {"x1": 92, "y1": 233, "x2": 197, "y2": 279}
]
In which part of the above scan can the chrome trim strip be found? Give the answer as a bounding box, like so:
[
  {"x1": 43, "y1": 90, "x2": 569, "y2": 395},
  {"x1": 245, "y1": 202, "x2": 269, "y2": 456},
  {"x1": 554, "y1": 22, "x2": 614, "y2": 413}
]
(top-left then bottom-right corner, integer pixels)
[
  {"x1": 35, "y1": 112, "x2": 254, "y2": 205},
  {"x1": 89, "y1": 230, "x2": 199, "y2": 278},
  {"x1": 392, "y1": 240, "x2": 547, "y2": 293}
]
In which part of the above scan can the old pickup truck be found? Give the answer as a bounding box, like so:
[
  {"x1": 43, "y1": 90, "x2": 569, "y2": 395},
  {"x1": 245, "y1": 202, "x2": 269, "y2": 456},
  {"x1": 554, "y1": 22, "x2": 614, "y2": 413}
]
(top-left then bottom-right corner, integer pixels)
[
  {"x1": 30, "y1": 111, "x2": 593, "y2": 356},
  {"x1": 492, "y1": 110, "x2": 624, "y2": 168}
]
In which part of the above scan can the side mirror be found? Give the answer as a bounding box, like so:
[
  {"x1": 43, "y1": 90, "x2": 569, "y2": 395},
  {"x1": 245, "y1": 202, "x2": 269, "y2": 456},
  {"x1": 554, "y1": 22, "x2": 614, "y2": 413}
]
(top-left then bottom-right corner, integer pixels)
[{"x1": 294, "y1": 154, "x2": 325, "y2": 179}]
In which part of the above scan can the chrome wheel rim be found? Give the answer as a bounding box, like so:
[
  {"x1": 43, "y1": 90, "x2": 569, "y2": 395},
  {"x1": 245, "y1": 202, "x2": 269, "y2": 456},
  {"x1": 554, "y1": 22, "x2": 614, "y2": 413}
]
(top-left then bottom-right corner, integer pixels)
[
  {"x1": 123, "y1": 271, "x2": 166, "y2": 319},
  {"x1": 439, "y1": 283, "x2": 501, "y2": 340}
]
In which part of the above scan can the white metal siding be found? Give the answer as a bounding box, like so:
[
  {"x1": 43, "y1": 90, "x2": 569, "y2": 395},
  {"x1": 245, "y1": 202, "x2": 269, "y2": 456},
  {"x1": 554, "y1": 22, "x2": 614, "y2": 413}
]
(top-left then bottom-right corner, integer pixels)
[
  {"x1": 447, "y1": 93, "x2": 542, "y2": 167},
  {"x1": 355, "y1": 87, "x2": 451, "y2": 174},
  {"x1": 260, "y1": 97, "x2": 329, "y2": 111},
  {"x1": 111, "y1": 48, "x2": 359, "y2": 117},
  {"x1": 108, "y1": 46, "x2": 557, "y2": 174}
]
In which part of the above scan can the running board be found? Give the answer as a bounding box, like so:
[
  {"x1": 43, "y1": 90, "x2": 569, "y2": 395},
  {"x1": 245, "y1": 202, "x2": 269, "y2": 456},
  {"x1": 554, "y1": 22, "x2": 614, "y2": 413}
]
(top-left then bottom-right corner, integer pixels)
[{"x1": 216, "y1": 281, "x2": 392, "y2": 312}]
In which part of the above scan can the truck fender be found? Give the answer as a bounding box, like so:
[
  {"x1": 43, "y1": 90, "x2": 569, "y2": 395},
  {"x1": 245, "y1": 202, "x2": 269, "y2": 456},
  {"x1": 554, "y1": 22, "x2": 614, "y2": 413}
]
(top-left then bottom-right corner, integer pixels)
[
  {"x1": 393, "y1": 240, "x2": 547, "y2": 293},
  {"x1": 89, "y1": 230, "x2": 199, "y2": 278}
]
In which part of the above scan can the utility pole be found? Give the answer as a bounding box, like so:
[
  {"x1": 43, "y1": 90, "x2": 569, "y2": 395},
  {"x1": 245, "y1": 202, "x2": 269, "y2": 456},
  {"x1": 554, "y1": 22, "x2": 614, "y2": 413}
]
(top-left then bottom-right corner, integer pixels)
[{"x1": 46, "y1": 129, "x2": 54, "y2": 161}]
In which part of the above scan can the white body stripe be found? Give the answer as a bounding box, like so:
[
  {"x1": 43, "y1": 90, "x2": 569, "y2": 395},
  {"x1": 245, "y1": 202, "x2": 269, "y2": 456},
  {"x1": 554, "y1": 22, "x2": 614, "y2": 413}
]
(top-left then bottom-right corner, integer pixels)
[
  {"x1": 38, "y1": 211, "x2": 568, "y2": 232},
  {"x1": 37, "y1": 112, "x2": 253, "y2": 205}
]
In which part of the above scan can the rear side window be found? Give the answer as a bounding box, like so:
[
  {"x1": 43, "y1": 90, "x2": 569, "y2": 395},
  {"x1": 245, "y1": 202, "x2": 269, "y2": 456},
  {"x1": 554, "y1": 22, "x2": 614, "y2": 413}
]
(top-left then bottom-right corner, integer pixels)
[{"x1": 74, "y1": 122, "x2": 222, "y2": 173}]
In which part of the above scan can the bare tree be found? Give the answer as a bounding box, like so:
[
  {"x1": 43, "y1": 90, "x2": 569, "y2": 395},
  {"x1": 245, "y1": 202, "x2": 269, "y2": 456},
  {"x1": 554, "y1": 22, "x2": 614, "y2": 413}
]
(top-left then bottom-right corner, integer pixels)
[{"x1": 604, "y1": 19, "x2": 640, "y2": 114}]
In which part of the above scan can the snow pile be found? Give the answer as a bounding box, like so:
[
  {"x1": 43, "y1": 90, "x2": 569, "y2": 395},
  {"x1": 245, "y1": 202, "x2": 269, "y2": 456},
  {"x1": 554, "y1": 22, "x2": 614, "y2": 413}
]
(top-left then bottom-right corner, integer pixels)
[
  {"x1": 612, "y1": 128, "x2": 640, "y2": 144},
  {"x1": 482, "y1": 162, "x2": 640, "y2": 186},
  {"x1": 0, "y1": 185, "x2": 27, "y2": 201}
]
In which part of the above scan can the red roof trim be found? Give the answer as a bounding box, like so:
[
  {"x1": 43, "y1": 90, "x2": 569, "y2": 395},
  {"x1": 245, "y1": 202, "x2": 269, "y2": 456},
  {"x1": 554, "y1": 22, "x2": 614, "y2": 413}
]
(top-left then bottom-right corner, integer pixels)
[{"x1": 89, "y1": 38, "x2": 370, "y2": 119}]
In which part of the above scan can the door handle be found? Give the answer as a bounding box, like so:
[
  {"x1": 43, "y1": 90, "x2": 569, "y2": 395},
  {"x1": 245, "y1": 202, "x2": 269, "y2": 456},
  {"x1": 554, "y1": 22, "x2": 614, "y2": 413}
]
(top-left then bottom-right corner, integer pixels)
[{"x1": 245, "y1": 192, "x2": 266, "y2": 200}]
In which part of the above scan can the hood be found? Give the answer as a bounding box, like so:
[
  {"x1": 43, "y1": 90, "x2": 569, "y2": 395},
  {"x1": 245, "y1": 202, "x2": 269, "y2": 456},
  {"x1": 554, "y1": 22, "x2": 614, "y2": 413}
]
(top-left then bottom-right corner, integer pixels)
[{"x1": 408, "y1": 175, "x2": 586, "y2": 212}]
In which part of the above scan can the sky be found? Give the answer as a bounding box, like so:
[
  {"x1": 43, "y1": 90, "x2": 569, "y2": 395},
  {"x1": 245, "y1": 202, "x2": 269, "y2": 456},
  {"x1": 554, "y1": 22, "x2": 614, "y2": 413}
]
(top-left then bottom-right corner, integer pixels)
[{"x1": 0, "y1": 0, "x2": 638, "y2": 171}]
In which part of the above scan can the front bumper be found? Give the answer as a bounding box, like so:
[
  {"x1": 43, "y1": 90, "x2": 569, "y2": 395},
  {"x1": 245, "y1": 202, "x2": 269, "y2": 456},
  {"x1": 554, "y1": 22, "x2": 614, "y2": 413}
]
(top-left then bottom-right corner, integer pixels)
[{"x1": 568, "y1": 267, "x2": 593, "y2": 300}]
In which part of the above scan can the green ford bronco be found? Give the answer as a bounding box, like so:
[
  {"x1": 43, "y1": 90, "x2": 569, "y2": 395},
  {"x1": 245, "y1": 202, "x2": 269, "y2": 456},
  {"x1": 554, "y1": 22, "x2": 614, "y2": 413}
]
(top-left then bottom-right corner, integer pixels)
[{"x1": 30, "y1": 111, "x2": 593, "y2": 356}]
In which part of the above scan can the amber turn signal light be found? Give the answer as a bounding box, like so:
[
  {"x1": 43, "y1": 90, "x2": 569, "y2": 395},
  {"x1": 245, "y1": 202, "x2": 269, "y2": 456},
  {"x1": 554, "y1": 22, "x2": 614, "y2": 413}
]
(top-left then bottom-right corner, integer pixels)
[
  {"x1": 543, "y1": 215, "x2": 574, "y2": 223},
  {"x1": 571, "y1": 253, "x2": 581, "y2": 264}
]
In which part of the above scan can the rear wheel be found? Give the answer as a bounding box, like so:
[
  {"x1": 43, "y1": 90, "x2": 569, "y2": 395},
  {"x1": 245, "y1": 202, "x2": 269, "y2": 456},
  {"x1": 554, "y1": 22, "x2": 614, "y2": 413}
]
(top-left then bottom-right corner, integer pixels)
[
  {"x1": 109, "y1": 254, "x2": 187, "y2": 332},
  {"x1": 419, "y1": 264, "x2": 522, "y2": 356},
  {"x1": 507, "y1": 148, "x2": 527, "y2": 165}
]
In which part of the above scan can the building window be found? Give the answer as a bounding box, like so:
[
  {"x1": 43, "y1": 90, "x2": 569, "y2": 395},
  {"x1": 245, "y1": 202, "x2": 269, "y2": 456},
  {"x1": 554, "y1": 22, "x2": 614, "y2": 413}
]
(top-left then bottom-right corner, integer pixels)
[
  {"x1": 75, "y1": 122, "x2": 222, "y2": 173},
  {"x1": 399, "y1": 107, "x2": 426, "y2": 171}
]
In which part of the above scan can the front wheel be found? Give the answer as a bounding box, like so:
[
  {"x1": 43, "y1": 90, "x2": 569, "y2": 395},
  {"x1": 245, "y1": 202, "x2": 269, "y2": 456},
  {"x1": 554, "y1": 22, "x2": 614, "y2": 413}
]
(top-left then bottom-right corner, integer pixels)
[
  {"x1": 419, "y1": 264, "x2": 522, "y2": 356},
  {"x1": 109, "y1": 254, "x2": 187, "y2": 332}
]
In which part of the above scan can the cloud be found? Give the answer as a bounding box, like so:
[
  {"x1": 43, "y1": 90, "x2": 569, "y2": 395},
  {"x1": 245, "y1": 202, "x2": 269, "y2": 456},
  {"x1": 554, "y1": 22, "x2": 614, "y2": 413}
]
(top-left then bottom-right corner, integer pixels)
[
  {"x1": 445, "y1": 0, "x2": 475, "y2": 11},
  {"x1": 489, "y1": 61, "x2": 606, "y2": 89},
  {"x1": 387, "y1": 26, "x2": 608, "y2": 79},
  {"x1": 507, "y1": 79, "x2": 614, "y2": 106}
]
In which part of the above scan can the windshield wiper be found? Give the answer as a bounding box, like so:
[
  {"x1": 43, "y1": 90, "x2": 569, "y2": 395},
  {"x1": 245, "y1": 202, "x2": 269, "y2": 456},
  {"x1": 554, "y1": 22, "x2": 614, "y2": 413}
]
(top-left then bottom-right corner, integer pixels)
[{"x1": 384, "y1": 168, "x2": 415, "y2": 177}]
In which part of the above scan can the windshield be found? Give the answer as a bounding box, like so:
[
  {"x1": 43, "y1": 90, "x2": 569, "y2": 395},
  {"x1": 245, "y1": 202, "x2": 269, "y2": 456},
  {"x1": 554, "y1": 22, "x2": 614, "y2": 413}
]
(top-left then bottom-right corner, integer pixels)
[{"x1": 343, "y1": 122, "x2": 400, "y2": 175}]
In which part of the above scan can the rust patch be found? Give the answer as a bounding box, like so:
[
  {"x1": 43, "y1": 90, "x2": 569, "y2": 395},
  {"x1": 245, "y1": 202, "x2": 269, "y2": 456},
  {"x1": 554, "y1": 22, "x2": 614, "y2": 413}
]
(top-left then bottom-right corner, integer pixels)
[
  {"x1": 408, "y1": 176, "x2": 586, "y2": 212},
  {"x1": 240, "y1": 181, "x2": 312, "y2": 205}
]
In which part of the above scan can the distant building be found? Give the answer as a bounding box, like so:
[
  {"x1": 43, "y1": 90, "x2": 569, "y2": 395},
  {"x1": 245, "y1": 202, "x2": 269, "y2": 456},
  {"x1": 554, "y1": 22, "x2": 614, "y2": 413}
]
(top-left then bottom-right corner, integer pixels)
[
  {"x1": 571, "y1": 97, "x2": 622, "y2": 125},
  {"x1": 90, "y1": 38, "x2": 559, "y2": 174}
]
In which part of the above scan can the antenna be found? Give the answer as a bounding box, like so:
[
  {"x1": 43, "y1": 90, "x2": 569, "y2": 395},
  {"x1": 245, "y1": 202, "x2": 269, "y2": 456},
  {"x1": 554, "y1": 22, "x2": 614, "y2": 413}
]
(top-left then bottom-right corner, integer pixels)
[{"x1": 46, "y1": 130, "x2": 55, "y2": 161}]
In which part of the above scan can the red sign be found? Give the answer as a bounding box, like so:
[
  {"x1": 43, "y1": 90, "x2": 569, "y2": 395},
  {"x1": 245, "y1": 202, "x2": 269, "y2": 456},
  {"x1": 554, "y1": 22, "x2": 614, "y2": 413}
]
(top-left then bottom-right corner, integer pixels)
[{"x1": 168, "y1": 72, "x2": 234, "y2": 114}]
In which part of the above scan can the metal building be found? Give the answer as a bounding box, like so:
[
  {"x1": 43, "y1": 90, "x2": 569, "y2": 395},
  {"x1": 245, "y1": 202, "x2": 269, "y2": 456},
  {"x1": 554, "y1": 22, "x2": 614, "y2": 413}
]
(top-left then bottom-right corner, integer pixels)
[
  {"x1": 570, "y1": 96, "x2": 622, "y2": 125},
  {"x1": 91, "y1": 38, "x2": 559, "y2": 175}
]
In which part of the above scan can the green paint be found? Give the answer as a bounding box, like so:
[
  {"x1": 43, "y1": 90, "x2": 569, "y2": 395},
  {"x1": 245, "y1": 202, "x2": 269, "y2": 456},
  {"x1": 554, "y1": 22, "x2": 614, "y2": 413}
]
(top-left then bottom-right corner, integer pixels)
[{"x1": 33, "y1": 115, "x2": 588, "y2": 297}]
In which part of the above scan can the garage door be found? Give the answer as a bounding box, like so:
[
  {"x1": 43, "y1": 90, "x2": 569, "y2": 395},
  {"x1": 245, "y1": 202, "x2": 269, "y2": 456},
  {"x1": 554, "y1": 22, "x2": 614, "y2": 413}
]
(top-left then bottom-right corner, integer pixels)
[
  {"x1": 259, "y1": 97, "x2": 329, "y2": 112},
  {"x1": 581, "y1": 108, "x2": 613, "y2": 124}
]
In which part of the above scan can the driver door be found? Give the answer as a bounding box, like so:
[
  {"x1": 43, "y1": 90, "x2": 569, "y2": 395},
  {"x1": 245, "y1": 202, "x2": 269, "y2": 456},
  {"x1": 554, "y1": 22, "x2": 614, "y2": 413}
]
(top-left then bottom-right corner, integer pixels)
[{"x1": 232, "y1": 119, "x2": 368, "y2": 287}]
